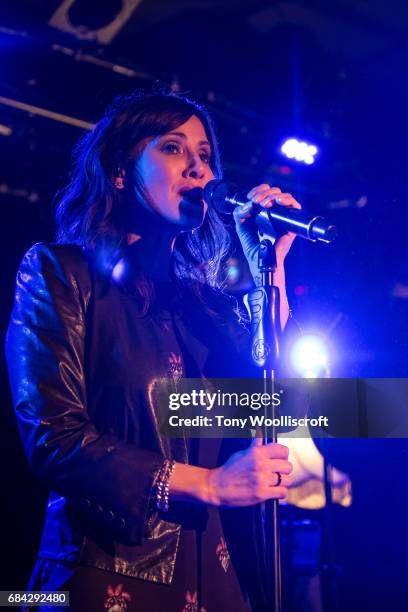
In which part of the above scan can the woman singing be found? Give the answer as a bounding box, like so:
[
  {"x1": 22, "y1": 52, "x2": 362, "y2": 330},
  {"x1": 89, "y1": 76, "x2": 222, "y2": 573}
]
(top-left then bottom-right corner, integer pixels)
[{"x1": 6, "y1": 91, "x2": 301, "y2": 611}]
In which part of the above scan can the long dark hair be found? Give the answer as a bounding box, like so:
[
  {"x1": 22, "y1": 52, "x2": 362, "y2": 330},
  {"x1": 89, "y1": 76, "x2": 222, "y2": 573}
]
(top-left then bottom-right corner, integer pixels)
[{"x1": 56, "y1": 91, "x2": 234, "y2": 314}]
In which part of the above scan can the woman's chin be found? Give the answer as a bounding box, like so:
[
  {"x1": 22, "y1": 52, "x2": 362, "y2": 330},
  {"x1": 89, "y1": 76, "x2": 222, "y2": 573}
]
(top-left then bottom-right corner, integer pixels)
[{"x1": 178, "y1": 198, "x2": 207, "y2": 230}]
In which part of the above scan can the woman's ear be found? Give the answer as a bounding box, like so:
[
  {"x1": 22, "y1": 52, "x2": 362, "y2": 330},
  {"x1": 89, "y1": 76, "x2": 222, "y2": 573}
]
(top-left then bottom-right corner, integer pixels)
[{"x1": 114, "y1": 168, "x2": 126, "y2": 190}]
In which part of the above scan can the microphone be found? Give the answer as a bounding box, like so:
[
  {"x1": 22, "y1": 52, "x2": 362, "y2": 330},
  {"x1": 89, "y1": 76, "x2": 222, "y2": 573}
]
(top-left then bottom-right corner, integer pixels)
[{"x1": 203, "y1": 179, "x2": 337, "y2": 243}]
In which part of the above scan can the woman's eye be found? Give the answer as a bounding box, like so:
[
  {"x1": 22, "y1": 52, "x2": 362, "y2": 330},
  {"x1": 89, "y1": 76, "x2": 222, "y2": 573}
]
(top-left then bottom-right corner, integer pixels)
[
  {"x1": 162, "y1": 142, "x2": 182, "y2": 154},
  {"x1": 161, "y1": 141, "x2": 211, "y2": 164},
  {"x1": 200, "y1": 151, "x2": 211, "y2": 164}
]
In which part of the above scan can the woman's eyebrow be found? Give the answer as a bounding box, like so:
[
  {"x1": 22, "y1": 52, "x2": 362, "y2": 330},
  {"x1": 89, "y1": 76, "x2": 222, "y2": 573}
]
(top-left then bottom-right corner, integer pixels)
[{"x1": 166, "y1": 131, "x2": 211, "y2": 147}]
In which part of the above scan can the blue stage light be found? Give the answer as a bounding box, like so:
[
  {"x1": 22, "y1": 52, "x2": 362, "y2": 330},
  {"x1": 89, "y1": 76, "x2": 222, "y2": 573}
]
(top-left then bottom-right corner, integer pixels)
[
  {"x1": 281, "y1": 138, "x2": 318, "y2": 165},
  {"x1": 227, "y1": 264, "x2": 240, "y2": 282},
  {"x1": 290, "y1": 334, "x2": 330, "y2": 378},
  {"x1": 225, "y1": 257, "x2": 241, "y2": 284},
  {"x1": 112, "y1": 258, "x2": 126, "y2": 281}
]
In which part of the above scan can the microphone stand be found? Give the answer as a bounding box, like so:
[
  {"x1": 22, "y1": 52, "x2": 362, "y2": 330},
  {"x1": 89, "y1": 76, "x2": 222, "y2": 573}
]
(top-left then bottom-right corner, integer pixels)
[{"x1": 247, "y1": 238, "x2": 282, "y2": 611}]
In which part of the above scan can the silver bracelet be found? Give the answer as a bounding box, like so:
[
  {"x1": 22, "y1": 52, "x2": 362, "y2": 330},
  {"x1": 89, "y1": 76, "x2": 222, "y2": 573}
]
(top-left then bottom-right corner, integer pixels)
[{"x1": 154, "y1": 459, "x2": 176, "y2": 512}]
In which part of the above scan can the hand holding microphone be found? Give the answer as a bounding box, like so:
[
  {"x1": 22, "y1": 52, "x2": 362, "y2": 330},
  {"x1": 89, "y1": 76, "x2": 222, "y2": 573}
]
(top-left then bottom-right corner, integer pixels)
[
  {"x1": 203, "y1": 179, "x2": 337, "y2": 245},
  {"x1": 232, "y1": 183, "x2": 302, "y2": 268}
]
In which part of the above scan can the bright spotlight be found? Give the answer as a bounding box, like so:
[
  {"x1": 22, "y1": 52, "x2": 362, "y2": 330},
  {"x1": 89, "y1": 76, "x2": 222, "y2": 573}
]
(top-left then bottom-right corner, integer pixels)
[
  {"x1": 111, "y1": 258, "x2": 126, "y2": 281},
  {"x1": 280, "y1": 138, "x2": 318, "y2": 165},
  {"x1": 227, "y1": 264, "x2": 240, "y2": 282},
  {"x1": 290, "y1": 335, "x2": 330, "y2": 378},
  {"x1": 225, "y1": 257, "x2": 242, "y2": 285}
]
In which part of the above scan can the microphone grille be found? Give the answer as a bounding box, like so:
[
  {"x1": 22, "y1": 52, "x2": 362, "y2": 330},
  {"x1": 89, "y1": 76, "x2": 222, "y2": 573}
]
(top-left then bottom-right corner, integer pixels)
[{"x1": 203, "y1": 179, "x2": 238, "y2": 214}]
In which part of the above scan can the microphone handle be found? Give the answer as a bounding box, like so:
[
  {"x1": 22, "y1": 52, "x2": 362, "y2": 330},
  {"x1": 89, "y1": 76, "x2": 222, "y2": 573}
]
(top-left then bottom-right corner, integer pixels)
[{"x1": 228, "y1": 191, "x2": 337, "y2": 243}]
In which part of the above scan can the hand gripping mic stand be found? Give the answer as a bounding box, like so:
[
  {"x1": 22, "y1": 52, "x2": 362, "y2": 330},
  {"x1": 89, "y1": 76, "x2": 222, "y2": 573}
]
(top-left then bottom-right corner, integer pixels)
[{"x1": 246, "y1": 237, "x2": 282, "y2": 612}]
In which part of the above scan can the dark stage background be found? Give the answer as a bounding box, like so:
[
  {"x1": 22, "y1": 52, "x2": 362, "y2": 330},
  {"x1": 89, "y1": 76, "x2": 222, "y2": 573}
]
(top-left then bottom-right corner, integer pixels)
[{"x1": 1, "y1": 1, "x2": 408, "y2": 610}]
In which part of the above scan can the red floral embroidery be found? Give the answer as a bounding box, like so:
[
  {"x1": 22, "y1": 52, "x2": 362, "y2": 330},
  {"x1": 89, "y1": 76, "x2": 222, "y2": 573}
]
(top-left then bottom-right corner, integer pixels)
[
  {"x1": 168, "y1": 352, "x2": 183, "y2": 381},
  {"x1": 216, "y1": 536, "x2": 230, "y2": 573},
  {"x1": 182, "y1": 590, "x2": 207, "y2": 612},
  {"x1": 104, "y1": 584, "x2": 131, "y2": 611}
]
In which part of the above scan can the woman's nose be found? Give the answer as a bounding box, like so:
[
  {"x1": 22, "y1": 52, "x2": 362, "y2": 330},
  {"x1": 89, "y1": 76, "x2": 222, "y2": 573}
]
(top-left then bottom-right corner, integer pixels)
[{"x1": 183, "y1": 154, "x2": 205, "y2": 179}]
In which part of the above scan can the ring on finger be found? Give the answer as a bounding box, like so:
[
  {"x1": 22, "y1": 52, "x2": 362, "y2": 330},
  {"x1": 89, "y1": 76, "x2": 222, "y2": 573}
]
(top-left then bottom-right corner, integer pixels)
[{"x1": 274, "y1": 472, "x2": 282, "y2": 487}]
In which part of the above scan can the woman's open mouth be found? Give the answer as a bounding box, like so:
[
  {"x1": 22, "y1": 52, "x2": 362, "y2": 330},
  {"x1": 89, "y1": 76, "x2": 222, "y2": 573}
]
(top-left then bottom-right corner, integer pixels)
[{"x1": 178, "y1": 186, "x2": 204, "y2": 200}]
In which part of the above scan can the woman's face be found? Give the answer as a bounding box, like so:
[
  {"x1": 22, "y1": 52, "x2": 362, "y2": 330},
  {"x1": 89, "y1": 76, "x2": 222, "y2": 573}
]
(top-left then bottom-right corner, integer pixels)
[{"x1": 134, "y1": 115, "x2": 215, "y2": 228}]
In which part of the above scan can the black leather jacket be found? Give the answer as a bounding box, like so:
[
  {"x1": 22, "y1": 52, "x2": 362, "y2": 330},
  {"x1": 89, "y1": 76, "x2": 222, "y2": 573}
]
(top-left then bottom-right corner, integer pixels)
[{"x1": 7, "y1": 242, "x2": 280, "y2": 606}]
